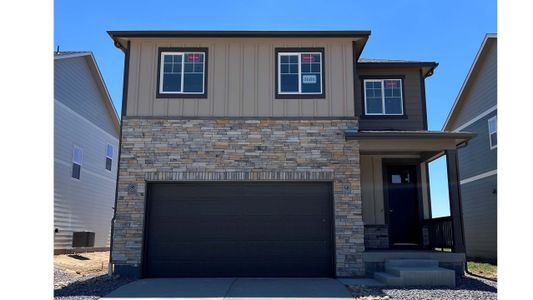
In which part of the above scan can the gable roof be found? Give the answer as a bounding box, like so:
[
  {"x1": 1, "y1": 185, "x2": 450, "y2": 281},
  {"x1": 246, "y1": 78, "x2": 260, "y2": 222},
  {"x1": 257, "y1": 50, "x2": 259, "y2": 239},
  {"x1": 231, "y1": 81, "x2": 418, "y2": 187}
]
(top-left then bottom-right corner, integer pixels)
[
  {"x1": 442, "y1": 33, "x2": 497, "y2": 131},
  {"x1": 108, "y1": 30, "x2": 371, "y2": 59},
  {"x1": 54, "y1": 51, "x2": 120, "y2": 132}
]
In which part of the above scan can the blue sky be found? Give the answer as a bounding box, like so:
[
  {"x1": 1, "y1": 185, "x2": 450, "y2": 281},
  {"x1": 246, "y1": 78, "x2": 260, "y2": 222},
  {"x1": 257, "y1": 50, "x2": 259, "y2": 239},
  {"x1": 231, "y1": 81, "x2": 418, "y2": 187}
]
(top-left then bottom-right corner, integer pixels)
[{"x1": 54, "y1": 0, "x2": 496, "y2": 217}]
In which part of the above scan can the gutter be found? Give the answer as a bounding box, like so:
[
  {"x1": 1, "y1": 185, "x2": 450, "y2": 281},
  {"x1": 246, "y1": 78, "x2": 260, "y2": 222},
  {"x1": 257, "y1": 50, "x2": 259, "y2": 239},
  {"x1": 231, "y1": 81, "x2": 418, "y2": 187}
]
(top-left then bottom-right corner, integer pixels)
[
  {"x1": 344, "y1": 131, "x2": 477, "y2": 140},
  {"x1": 108, "y1": 40, "x2": 130, "y2": 276}
]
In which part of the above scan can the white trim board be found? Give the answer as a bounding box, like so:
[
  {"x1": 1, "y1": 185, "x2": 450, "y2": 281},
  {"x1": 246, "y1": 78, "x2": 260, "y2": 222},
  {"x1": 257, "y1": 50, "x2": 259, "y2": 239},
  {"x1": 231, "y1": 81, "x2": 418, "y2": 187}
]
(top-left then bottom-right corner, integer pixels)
[
  {"x1": 452, "y1": 105, "x2": 497, "y2": 132},
  {"x1": 55, "y1": 99, "x2": 119, "y2": 142},
  {"x1": 460, "y1": 169, "x2": 497, "y2": 185}
]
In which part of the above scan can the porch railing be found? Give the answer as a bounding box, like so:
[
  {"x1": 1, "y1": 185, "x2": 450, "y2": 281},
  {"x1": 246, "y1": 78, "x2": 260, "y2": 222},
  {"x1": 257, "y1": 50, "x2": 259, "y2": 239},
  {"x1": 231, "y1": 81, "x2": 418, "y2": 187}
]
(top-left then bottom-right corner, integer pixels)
[{"x1": 422, "y1": 216, "x2": 454, "y2": 250}]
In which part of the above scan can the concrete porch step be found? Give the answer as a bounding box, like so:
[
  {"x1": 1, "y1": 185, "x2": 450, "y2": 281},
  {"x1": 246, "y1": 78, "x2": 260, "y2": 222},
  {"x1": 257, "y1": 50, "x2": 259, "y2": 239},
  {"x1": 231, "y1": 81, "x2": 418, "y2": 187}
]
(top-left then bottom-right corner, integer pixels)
[
  {"x1": 385, "y1": 259, "x2": 439, "y2": 268},
  {"x1": 374, "y1": 259, "x2": 456, "y2": 287},
  {"x1": 374, "y1": 271, "x2": 403, "y2": 286}
]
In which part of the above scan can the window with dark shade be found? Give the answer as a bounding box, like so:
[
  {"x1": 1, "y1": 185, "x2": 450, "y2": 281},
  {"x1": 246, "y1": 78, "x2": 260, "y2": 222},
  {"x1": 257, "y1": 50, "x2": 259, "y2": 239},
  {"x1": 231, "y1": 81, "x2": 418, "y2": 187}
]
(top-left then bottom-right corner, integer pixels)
[
  {"x1": 363, "y1": 79, "x2": 404, "y2": 115},
  {"x1": 488, "y1": 116, "x2": 497, "y2": 149},
  {"x1": 72, "y1": 147, "x2": 82, "y2": 180},
  {"x1": 158, "y1": 49, "x2": 207, "y2": 96},
  {"x1": 105, "y1": 144, "x2": 113, "y2": 171},
  {"x1": 276, "y1": 49, "x2": 324, "y2": 97}
]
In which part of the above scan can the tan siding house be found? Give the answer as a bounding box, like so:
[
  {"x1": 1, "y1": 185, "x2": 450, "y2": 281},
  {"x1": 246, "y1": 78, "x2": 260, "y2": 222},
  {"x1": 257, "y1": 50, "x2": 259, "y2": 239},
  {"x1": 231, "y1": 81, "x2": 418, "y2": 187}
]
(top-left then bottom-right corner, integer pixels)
[
  {"x1": 126, "y1": 38, "x2": 356, "y2": 117},
  {"x1": 108, "y1": 31, "x2": 475, "y2": 285}
]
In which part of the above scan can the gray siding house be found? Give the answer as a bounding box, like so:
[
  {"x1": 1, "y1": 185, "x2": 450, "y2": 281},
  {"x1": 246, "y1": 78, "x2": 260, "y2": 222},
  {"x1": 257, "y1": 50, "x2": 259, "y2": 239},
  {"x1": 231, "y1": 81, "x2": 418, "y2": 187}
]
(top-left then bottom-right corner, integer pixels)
[
  {"x1": 443, "y1": 34, "x2": 497, "y2": 262},
  {"x1": 54, "y1": 52, "x2": 120, "y2": 254},
  {"x1": 108, "y1": 31, "x2": 474, "y2": 285}
]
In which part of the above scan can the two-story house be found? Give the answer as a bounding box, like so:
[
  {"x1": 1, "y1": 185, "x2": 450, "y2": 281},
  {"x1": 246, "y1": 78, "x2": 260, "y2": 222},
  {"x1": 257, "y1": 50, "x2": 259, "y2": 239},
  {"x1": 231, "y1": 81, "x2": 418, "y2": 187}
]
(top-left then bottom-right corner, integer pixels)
[
  {"x1": 443, "y1": 34, "x2": 497, "y2": 263},
  {"x1": 54, "y1": 51, "x2": 120, "y2": 254},
  {"x1": 108, "y1": 31, "x2": 474, "y2": 285}
]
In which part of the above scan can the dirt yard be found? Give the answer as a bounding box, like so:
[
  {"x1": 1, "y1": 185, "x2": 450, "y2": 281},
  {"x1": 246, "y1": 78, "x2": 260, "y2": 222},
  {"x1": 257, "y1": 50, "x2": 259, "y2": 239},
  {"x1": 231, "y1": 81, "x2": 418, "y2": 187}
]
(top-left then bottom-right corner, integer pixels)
[{"x1": 54, "y1": 251, "x2": 109, "y2": 276}]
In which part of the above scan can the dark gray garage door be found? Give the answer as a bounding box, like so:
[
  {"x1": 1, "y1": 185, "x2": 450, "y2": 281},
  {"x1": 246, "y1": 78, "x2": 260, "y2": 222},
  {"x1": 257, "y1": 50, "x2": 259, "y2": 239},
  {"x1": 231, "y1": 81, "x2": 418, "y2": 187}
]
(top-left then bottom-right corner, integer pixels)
[{"x1": 143, "y1": 182, "x2": 334, "y2": 277}]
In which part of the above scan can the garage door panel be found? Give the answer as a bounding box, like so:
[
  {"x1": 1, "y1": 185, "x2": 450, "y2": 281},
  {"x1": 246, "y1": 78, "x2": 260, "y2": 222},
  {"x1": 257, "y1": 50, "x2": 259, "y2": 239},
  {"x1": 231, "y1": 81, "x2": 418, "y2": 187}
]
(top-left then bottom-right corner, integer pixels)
[
  {"x1": 148, "y1": 217, "x2": 330, "y2": 241},
  {"x1": 148, "y1": 259, "x2": 332, "y2": 277},
  {"x1": 144, "y1": 182, "x2": 333, "y2": 277},
  {"x1": 149, "y1": 197, "x2": 329, "y2": 217},
  {"x1": 149, "y1": 240, "x2": 331, "y2": 258}
]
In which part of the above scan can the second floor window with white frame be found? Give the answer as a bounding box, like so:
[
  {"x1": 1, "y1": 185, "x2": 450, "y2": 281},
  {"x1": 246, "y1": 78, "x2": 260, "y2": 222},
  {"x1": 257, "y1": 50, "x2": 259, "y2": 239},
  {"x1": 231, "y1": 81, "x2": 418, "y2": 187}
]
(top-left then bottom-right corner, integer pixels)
[
  {"x1": 276, "y1": 48, "x2": 324, "y2": 98},
  {"x1": 158, "y1": 48, "x2": 208, "y2": 97},
  {"x1": 72, "y1": 146, "x2": 82, "y2": 180},
  {"x1": 488, "y1": 116, "x2": 497, "y2": 149},
  {"x1": 105, "y1": 144, "x2": 113, "y2": 171},
  {"x1": 363, "y1": 79, "x2": 404, "y2": 115}
]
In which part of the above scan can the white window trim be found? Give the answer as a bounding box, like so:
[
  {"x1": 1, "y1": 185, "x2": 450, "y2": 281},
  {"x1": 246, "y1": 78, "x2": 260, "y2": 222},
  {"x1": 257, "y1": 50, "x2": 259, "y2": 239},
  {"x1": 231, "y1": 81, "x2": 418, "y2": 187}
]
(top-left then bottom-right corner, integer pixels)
[
  {"x1": 363, "y1": 79, "x2": 404, "y2": 115},
  {"x1": 105, "y1": 144, "x2": 113, "y2": 172},
  {"x1": 277, "y1": 52, "x2": 323, "y2": 95},
  {"x1": 488, "y1": 116, "x2": 497, "y2": 150},
  {"x1": 159, "y1": 52, "x2": 206, "y2": 94}
]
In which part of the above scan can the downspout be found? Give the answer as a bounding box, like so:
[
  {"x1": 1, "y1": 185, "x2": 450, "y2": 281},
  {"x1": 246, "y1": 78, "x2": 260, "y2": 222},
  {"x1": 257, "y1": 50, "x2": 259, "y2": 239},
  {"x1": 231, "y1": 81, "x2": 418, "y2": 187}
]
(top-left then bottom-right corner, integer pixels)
[{"x1": 108, "y1": 39, "x2": 130, "y2": 276}]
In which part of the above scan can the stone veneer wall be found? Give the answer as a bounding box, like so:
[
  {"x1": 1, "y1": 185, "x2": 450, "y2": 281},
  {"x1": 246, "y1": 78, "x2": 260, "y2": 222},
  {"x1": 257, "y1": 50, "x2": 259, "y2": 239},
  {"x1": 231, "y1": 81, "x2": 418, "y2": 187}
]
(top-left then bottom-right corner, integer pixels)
[
  {"x1": 364, "y1": 224, "x2": 389, "y2": 249},
  {"x1": 112, "y1": 118, "x2": 363, "y2": 277}
]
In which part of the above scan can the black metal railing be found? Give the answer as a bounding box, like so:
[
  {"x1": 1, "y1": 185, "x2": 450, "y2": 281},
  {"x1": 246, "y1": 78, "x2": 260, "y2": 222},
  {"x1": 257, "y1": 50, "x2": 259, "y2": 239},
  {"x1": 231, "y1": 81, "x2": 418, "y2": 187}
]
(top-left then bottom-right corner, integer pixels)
[{"x1": 423, "y1": 216, "x2": 454, "y2": 250}]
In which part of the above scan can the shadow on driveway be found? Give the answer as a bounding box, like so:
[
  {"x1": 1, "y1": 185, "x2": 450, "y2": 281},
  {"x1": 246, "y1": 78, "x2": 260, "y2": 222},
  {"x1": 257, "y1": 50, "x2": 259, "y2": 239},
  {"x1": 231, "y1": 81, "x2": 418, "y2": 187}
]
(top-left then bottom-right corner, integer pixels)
[
  {"x1": 54, "y1": 274, "x2": 133, "y2": 298},
  {"x1": 103, "y1": 278, "x2": 352, "y2": 299}
]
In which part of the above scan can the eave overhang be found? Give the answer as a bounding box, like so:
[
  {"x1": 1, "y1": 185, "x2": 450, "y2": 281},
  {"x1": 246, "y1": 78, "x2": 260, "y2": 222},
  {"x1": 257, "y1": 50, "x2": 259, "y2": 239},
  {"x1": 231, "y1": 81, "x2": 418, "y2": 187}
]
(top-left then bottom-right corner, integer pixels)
[
  {"x1": 344, "y1": 130, "x2": 477, "y2": 160},
  {"x1": 107, "y1": 30, "x2": 371, "y2": 56},
  {"x1": 357, "y1": 61, "x2": 439, "y2": 78}
]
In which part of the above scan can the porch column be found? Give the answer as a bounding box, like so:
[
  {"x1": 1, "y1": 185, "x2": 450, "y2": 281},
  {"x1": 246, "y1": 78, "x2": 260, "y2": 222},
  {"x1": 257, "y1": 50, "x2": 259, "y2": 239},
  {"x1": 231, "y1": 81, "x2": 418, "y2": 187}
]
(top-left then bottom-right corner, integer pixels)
[{"x1": 445, "y1": 149, "x2": 466, "y2": 253}]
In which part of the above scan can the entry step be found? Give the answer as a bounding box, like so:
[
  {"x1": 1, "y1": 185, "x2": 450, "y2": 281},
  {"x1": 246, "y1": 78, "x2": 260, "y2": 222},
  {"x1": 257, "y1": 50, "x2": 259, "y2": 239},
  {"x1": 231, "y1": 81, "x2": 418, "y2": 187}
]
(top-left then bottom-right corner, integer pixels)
[{"x1": 374, "y1": 259, "x2": 455, "y2": 287}]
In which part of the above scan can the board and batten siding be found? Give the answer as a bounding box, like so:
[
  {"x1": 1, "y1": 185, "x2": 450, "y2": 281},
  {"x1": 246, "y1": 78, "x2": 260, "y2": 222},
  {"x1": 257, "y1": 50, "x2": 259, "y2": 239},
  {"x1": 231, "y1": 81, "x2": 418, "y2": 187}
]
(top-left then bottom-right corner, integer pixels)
[
  {"x1": 54, "y1": 56, "x2": 117, "y2": 136},
  {"x1": 125, "y1": 38, "x2": 356, "y2": 117},
  {"x1": 361, "y1": 154, "x2": 431, "y2": 225},
  {"x1": 355, "y1": 68, "x2": 425, "y2": 131}
]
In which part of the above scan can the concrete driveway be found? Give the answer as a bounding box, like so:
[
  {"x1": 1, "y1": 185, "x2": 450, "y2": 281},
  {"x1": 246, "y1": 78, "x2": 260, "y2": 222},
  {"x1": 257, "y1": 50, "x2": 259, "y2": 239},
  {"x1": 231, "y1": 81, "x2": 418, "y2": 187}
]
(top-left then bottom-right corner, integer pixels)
[{"x1": 103, "y1": 278, "x2": 352, "y2": 300}]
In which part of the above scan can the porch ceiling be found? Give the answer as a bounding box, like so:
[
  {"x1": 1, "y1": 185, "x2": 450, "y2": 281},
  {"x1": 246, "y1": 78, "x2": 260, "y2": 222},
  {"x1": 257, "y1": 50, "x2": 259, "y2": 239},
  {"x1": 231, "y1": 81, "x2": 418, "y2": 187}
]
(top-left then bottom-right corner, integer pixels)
[{"x1": 345, "y1": 130, "x2": 476, "y2": 158}]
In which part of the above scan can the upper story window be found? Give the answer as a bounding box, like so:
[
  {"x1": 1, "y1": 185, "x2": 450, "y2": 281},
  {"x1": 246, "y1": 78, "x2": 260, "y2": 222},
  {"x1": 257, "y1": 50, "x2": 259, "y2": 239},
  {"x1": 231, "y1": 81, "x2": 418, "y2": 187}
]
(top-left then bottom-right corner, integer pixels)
[
  {"x1": 275, "y1": 48, "x2": 325, "y2": 98},
  {"x1": 488, "y1": 116, "x2": 497, "y2": 149},
  {"x1": 157, "y1": 48, "x2": 208, "y2": 98},
  {"x1": 105, "y1": 144, "x2": 113, "y2": 171},
  {"x1": 363, "y1": 79, "x2": 404, "y2": 115},
  {"x1": 72, "y1": 146, "x2": 82, "y2": 180}
]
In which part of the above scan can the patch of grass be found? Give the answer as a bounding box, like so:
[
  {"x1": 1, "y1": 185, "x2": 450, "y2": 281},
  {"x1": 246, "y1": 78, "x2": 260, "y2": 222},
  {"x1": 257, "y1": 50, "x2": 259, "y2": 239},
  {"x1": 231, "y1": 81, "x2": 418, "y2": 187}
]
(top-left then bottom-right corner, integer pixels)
[{"x1": 468, "y1": 261, "x2": 497, "y2": 280}]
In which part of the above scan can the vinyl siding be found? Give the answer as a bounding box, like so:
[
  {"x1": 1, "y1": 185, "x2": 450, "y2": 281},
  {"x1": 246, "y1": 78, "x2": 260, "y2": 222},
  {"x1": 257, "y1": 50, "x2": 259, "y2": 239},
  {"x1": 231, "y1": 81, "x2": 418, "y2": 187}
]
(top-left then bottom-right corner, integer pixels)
[
  {"x1": 54, "y1": 56, "x2": 117, "y2": 136},
  {"x1": 54, "y1": 69, "x2": 119, "y2": 250},
  {"x1": 447, "y1": 38, "x2": 497, "y2": 262},
  {"x1": 447, "y1": 39, "x2": 497, "y2": 129},
  {"x1": 461, "y1": 175, "x2": 497, "y2": 261},
  {"x1": 355, "y1": 67, "x2": 425, "y2": 130},
  {"x1": 457, "y1": 111, "x2": 497, "y2": 180},
  {"x1": 125, "y1": 38, "x2": 356, "y2": 117}
]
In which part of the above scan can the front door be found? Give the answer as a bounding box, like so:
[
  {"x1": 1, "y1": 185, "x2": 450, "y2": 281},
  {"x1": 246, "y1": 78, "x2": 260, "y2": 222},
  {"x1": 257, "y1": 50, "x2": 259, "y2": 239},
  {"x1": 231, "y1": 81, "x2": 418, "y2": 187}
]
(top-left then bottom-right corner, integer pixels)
[{"x1": 385, "y1": 164, "x2": 421, "y2": 248}]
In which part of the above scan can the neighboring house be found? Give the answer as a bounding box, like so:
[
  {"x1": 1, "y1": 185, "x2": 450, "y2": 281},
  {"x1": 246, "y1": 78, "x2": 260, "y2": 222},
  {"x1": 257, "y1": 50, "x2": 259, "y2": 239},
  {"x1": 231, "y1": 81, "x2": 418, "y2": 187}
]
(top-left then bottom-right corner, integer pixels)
[
  {"x1": 108, "y1": 31, "x2": 474, "y2": 283},
  {"x1": 54, "y1": 51, "x2": 120, "y2": 254},
  {"x1": 443, "y1": 34, "x2": 497, "y2": 263}
]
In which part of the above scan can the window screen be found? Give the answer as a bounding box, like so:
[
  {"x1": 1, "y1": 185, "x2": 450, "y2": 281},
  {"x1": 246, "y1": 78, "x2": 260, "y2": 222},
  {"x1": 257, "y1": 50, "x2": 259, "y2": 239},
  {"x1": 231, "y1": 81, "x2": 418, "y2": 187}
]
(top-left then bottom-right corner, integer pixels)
[
  {"x1": 278, "y1": 50, "x2": 323, "y2": 96},
  {"x1": 160, "y1": 50, "x2": 206, "y2": 95},
  {"x1": 364, "y1": 79, "x2": 404, "y2": 115},
  {"x1": 72, "y1": 147, "x2": 82, "y2": 179}
]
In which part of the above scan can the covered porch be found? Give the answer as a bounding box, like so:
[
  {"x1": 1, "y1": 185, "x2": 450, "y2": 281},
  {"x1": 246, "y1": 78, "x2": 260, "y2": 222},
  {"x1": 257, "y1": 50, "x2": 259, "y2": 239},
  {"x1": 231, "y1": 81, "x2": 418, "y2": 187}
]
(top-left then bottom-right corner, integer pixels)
[{"x1": 345, "y1": 130, "x2": 476, "y2": 275}]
